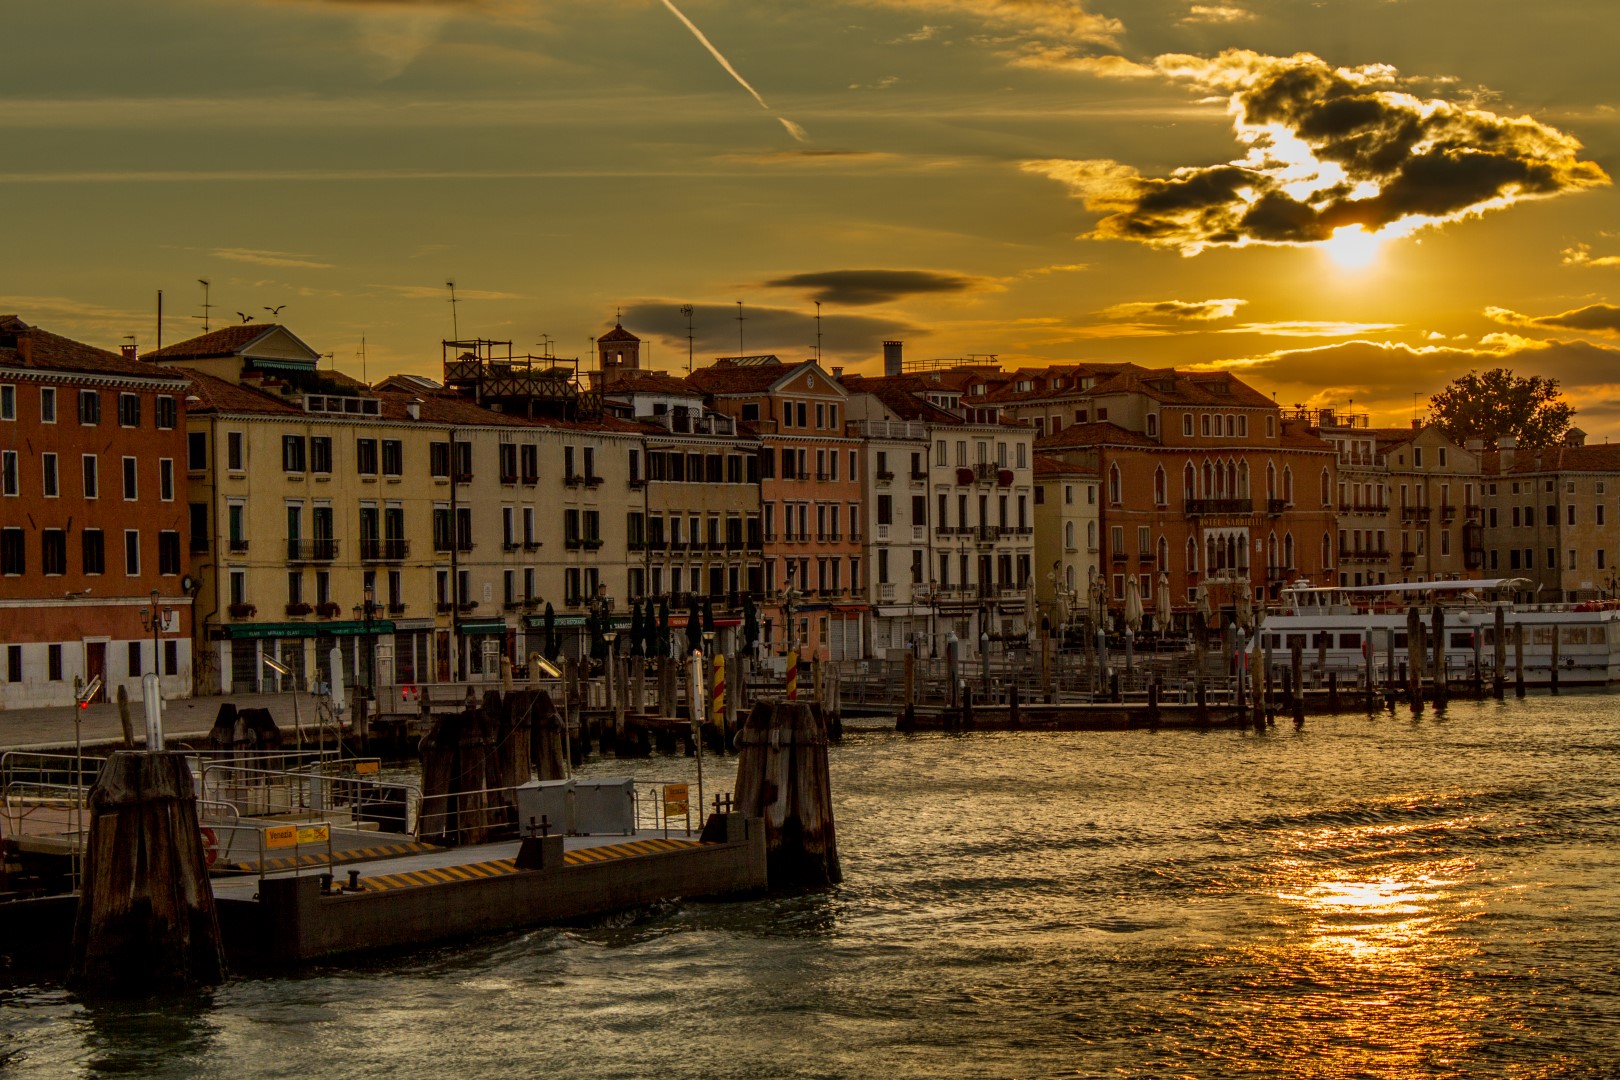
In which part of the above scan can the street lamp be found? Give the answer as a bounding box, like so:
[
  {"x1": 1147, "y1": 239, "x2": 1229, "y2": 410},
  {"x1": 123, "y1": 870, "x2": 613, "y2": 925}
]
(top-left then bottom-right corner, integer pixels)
[
  {"x1": 262, "y1": 653, "x2": 302, "y2": 748},
  {"x1": 354, "y1": 582, "x2": 376, "y2": 730}
]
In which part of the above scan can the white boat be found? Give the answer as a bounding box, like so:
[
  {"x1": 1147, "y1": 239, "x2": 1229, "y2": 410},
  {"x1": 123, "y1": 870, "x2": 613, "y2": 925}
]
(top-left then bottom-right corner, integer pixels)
[{"x1": 1250, "y1": 578, "x2": 1620, "y2": 687}]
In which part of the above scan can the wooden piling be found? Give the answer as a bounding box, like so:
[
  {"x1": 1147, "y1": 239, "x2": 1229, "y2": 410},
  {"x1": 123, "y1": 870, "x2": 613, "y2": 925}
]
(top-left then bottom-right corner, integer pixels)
[
  {"x1": 1493, "y1": 607, "x2": 1506, "y2": 700},
  {"x1": 1328, "y1": 670, "x2": 1338, "y2": 712},
  {"x1": 1431, "y1": 605, "x2": 1448, "y2": 705},
  {"x1": 1146, "y1": 682, "x2": 1160, "y2": 726},
  {"x1": 1007, "y1": 679, "x2": 1020, "y2": 726},
  {"x1": 1406, "y1": 607, "x2": 1423, "y2": 708},
  {"x1": 1550, "y1": 630, "x2": 1561, "y2": 696},
  {"x1": 115, "y1": 685, "x2": 135, "y2": 749},
  {"x1": 1194, "y1": 680, "x2": 1209, "y2": 726},
  {"x1": 1514, "y1": 622, "x2": 1526, "y2": 698},
  {"x1": 732, "y1": 700, "x2": 840, "y2": 889},
  {"x1": 69, "y1": 752, "x2": 226, "y2": 994},
  {"x1": 1290, "y1": 639, "x2": 1304, "y2": 713}
]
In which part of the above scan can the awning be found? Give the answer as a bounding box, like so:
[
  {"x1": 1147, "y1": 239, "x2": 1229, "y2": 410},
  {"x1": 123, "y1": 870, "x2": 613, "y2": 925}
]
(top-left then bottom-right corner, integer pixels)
[
  {"x1": 221, "y1": 620, "x2": 395, "y2": 640},
  {"x1": 456, "y1": 619, "x2": 510, "y2": 635}
]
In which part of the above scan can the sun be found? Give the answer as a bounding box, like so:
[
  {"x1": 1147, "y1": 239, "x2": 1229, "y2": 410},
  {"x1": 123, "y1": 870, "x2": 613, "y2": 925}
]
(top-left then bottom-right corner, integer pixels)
[{"x1": 1322, "y1": 225, "x2": 1384, "y2": 270}]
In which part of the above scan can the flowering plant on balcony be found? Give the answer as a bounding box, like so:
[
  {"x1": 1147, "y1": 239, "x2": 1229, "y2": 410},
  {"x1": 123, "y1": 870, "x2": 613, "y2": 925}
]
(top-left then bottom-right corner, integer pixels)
[{"x1": 316, "y1": 601, "x2": 342, "y2": 618}]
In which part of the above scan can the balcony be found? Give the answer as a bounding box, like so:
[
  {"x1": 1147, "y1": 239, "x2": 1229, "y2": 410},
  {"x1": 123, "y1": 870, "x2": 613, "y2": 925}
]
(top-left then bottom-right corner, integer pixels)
[
  {"x1": 1338, "y1": 503, "x2": 1390, "y2": 515},
  {"x1": 1266, "y1": 498, "x2": 1289, "y2": 515},
  {"x1": 628, "y1": 477, "x2": 646, "y2": 490},
  {"x1": 816, "y1": 471, "x2": 832, "y2": 482},
  {"x1": 976, "y1": 525, "x2": 1000, "y2": 543},
  {"x1": 1111, "y1": 550, "x2": 1128, "y2": 563},
  {"x1": 453, "y1": 472, "x2": 473, "y2": 485},
  {"x1": 285, "y1": 602, "x2": 313, "y2": 617},
  {"x1": 1440, "y1": 504, "x2": 1457, "y2": 521},
  {"x1": 360, "y1": 538, "x2": 410, "y2": 562},
  {"x1": 584, "y1": 474, "x2": 604, "y2": 488},
  {"x1": 523, "y1": 539, "x2": 543, "y2": 552},
  {"x1": 503, "y1": 599, "x2": 526, "y2": 611},
  {"x1": 316, "y1": 601, "x2": 341, "y2": 619},
  {"x1": 974, "y1": 462, "x2": 997, "y2": 483},
  {"x1": 457, "y1": 600, "x2": 479, "y2": 613},
  {"x1": 564, "y1": 474, "x2": 586, "y2": 488},
  {"x1": 387, "y1": 601, "x2": 408, "y2": 615},
  {"x1": 286, "y1": 538, "x2": 339, "y2": 562},
  {"x1": 190, "y1": 536, "x2": 209, "y2": 554},
  {"x1": 878, "y1": 582, "x2": 896, "y2": 602},
  {"x1": 1400, "y1": 506, "x2": 1431, "y2": 522},
  {"x1": 1400, "y1": 551, "x2": 1417, "y2": 568},
  {"x1": 1185, "y1": 498, "x2": 1252, "y2": 515},
  {"x1": 227, "y1": 602, "x2": 257, "y2": 619},
  {"x1": 503, "y1": 540, "x2": 521, "y2": 552},
  {"x1": 1338, "y1": 548, "x2": 1391, "y2": 563},
  {"x1": 436, "y1": 601, "x2": 454, "y2": 614},
  {"x1": 500, "y1": 471, "x2": 519, "y2": 485},
  {"x1": 582, "y1": 537, "x2": 604, "y2": 550},
  {"x1": 521, "y1": 472, "x2": 539, "y2": 486},
  {"x1": 1138, "y1": 552, "x2": 1157, "y2": 565},
  {"x1": 848, "y1": 531, "x2": 862, "y2": 543},
  {"x1": 909, "y1": 469, "x2": 928, "y2": 482},
  {"x1": 876, "y1": 469, "x2": 895, "y2": 482},
  {"x1": 228, "y1": 539, "x2": 250, "y2": 554}
]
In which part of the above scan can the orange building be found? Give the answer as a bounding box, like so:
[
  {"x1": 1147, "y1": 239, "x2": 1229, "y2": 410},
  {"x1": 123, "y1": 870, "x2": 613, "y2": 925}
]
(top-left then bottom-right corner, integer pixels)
[
  {"x1": 688, "y1": 357, "x2": 865, "y2": 659},
  {"x1": 1, "y1": 316, "x2": 193, "y2": 707}
]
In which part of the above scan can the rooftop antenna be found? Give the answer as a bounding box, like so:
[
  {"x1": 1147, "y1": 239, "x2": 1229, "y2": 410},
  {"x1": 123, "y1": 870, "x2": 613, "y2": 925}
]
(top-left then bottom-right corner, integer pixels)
[
  {"x1": 736, "y1": 300, "x2": 745, "y2": 356},
  {"x1": 194, "y1": 279, "x2": 212, "y2": 333},
  {"x1": 155, "y1": 289, "x2": 163, "y2": 352},
  {"x1": 536, "y1": 333, "x2": 553, "y2": 357},
  {"x1": 359, "y1": 335, "x2": 368, "y2": 383},
  {"x1": 447, "y1": 280, "x2": 460, "y2": 339},
  {"x1": 814, "y1": 300, "x2": 822, "y2": 363},
  {"x1": 680, "y1": 305, "x2": 694, "y2": 374}
]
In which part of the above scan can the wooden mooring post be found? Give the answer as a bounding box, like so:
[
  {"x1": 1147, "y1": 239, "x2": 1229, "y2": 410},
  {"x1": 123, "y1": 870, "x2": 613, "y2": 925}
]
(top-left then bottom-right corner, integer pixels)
[
  {"x1": 1406, "y1": 607, "x2": 1425, "y2": 714},
  {"x1": 1431, "y1": 605, "x2": 1448, "y2": 706},
  {"x1": 1514, "y1": 622, "x2": 1526, "y2": 698},
  {"x1": 69, "y1": 752, "x2": 226, "y2": 995},
  {"x1": 1492, "y1": 607, "x2": 1506, "y2": 700},
  {"x1": 733, "y1": 701, "x2": 841, "y2": 889},
  {"x1": 1290, "y1": 639, "x2": 1305, "y2": 725},
  {"x1": 1550, "y1": 630, "x2": 1561, "y2": 696}
]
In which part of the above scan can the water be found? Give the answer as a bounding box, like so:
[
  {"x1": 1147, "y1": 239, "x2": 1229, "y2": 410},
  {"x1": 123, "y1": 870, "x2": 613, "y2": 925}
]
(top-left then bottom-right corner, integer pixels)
[{"x1": 6, "y1": 697, "x2": 1620, "y2": 1078}]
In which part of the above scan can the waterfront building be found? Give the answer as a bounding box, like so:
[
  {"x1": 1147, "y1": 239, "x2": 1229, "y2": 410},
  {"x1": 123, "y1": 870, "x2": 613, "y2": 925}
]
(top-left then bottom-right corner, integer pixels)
[
  {"x1": 688, "y1": 357, "x2": 864, "y2": 660},
  {"x1": 1032, "y1": 451, "x2": 1101, "y2": 638},
  {"x1": 600, "y1": 357, "x2": 764, "y2": 652},
  {"x1": 1313, "y1": 411, "x2": 1484, "y2": 586},
  {"x1": 1481, "y1": 432, "x2": 1620, "y2": 602},
  {"x1": 0, "y1": 316, "x2": 194, "y2": 708}
]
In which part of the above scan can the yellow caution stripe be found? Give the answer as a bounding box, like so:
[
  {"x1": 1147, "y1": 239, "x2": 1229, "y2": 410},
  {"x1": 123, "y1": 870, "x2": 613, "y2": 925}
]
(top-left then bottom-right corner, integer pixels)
[
  {"x1": 344, "y1": 839, "x2": 701, "y2": 893},
  {"x1": 217, "y1": 839, "x2": 440, "y2": 875}
]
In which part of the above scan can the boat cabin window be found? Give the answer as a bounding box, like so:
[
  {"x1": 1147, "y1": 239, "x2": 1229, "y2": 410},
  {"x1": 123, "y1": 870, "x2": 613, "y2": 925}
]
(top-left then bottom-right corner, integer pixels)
[{"x1": 1338, "y1": 633, "x2": 1361, "y2": 649}]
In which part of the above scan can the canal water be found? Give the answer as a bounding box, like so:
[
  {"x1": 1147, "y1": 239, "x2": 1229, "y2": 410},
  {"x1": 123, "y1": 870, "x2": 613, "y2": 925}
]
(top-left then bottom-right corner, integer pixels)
[{"x1": 5, "y1": 696, "x2": 1619, "y2": 1078}]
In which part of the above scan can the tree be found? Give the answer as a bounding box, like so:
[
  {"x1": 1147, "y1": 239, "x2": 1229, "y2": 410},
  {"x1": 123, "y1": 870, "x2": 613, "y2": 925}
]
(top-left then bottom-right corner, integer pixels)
[{"x1": 1428, "y1": 368, "x2": 1575, "y2": 450}]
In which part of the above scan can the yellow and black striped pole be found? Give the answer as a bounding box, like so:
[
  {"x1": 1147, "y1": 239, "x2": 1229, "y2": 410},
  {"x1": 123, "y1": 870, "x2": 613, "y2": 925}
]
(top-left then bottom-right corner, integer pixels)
[{"x1": 785, "y1": 649, "x2": 799, "y2": 700}]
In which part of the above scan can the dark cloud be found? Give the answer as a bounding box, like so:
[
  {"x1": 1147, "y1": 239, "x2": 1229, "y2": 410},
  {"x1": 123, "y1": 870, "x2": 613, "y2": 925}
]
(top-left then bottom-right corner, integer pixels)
[
  {"x1": 619, "y1": 301, "x2": 921, "y2": 365},
  {"x1": 1026, "y1": 50, "x2": 1610, "y2": 254},
  {"x1": 1100, "y1": 297, "x2": 1244, "y2": 321},
  {"x1": 1487, "y1": 303, "x2": 1620, "y2": 336},
  {"x1": 762, "y1": 269, "x2": 984, "y2": 306}
]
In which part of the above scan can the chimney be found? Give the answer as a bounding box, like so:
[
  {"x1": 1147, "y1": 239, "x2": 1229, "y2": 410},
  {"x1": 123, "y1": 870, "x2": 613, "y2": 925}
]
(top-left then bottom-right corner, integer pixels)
[
  {"x1": 1465, "y1": 438, "x2": 1484, "y2": 452},
  {"x1": 883, "y1": 340, "x2": 903, "y2": 377},
  {"x1": 121, "y1": 344, "x2": 138, "y2": 361},
  {"x1": 831, "y1": 366, "x2": 844, "y2": 380},
  {"x1": 1497, "y1": 434, "x2": 1516, "y2": 470}
]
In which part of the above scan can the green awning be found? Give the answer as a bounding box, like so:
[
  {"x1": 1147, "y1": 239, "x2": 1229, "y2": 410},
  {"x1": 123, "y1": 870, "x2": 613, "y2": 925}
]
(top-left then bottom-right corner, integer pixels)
[{"x1": 457, "y1": 619, "x2": 510, "y2": 635}]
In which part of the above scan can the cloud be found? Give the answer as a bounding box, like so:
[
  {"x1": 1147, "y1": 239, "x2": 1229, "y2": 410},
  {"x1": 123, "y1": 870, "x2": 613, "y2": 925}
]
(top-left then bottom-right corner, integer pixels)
[
  {"x1": 762, "y1": 269, "x2": 987, "y2": 306},
  {"x1": 1024, "y1": 50, "x2": 1610, "y2": 255},
  {"x1": 0, "y1": 295, "x2": 146, "y2": 331},
  {"x1": 213, "y1": 248, "x2": 336, "y2": 270},
  {"x1": 1486, "y1": 303, "x2": 1620, "y2": 337},
  {"x1": 1180, "y1": 5, "x2": 1255, "y2": 25},
  {"x1": 1219, "y1": 336, "x2": 1620, "y2": 426},
  {"x1": 1215, "y1": 320, "x2": 1402, "y2": 337},
  {"x1": 718, "y1": 149, "x2": 900, "y2": 167},
  {"x1": 1100, "y1": 297, "x2": 1245, "y2": 321},
  {"x1": 1564, "y1": 243, "x2": 1620, "y2": 269},
  {"x1": 372, "y1": 283, "x2": 523, "y2": 300},
  {"x1": 1010, "y1": 50, "x2": 1156, "y2": 77},
  {"x1": 620, "y1": 300, "x2": 919, "y2": 363},
  {"x1": 861, "y1": 0, "x2": 1122, "y2": 47}
]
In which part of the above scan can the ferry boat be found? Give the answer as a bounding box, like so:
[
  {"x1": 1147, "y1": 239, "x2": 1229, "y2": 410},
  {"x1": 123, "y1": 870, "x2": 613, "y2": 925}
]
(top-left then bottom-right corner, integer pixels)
[{"x1": 1251, "y1": 578, "x2": 1620, "y2": 687}]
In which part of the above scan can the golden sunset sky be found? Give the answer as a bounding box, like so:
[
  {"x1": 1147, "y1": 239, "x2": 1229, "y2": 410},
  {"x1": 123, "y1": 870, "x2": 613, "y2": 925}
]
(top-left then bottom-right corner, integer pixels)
[{"x1": 3, "y1": 1, "x2": 1617, "y2": 433}]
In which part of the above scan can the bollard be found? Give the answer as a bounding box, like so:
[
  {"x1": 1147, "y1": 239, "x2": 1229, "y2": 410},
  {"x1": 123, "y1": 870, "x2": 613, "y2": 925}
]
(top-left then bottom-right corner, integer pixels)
[{"x1": 733, "y1": 701, "x2": 841, "y2": 889}]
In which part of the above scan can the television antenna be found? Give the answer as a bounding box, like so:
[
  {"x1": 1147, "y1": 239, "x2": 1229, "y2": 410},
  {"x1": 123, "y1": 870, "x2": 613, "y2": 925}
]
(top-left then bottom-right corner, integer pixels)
[
  {"x1": 447, "y1": 280, "x2": 460, "y2": 339},
  {"x1": 194, "y1": 279, "x2": 212, "y2": 332},
  {"x1": 680, "y1": 305, "x2": 694, "y2": 373},
  {"x1": 735, "y1": 300, "x2": 745, "y2": 356}
]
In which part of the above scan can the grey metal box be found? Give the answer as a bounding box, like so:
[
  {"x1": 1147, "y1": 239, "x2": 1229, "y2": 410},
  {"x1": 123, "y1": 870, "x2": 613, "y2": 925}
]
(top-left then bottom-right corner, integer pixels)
[
  {"x1": 572, "y1": 777, "x2": 635, "y2": 835},
  {"x1": 515, "y1": 779, "x2": 573, "y2": 836}
]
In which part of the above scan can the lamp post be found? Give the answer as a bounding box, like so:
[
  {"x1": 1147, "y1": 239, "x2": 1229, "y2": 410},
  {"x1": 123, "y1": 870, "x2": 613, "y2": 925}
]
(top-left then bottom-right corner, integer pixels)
[
  {"x1": 354, "y1": 582, "x2": 375, "y2": 735},
  {"x1": 137, "y1": 589, "x2": 169, "y2": 749}
]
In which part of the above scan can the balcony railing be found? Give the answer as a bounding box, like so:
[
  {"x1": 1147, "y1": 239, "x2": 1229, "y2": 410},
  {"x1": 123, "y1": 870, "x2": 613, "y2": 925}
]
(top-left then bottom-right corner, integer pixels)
[
  {"x1": 1400, "y1": 506, "x2": 1431, "y2": 522},
  {"x1": 1440, "y1": 504, "x2": 1457, "y2": 521},
  {"x1": 228, "y1": 539, "x2": 250, "y2": 554},
  {"x1": 976, "y1": 525, "x2": 1000, "y2": 543},
  {"x1": 1186, "y1": 498, "x2": 1252, "y2": 515},
  {"x1": 974, "y1": 462, "x2": 997, "y2": 483},
  {"x1": 1266, "y1": 498, "x2": 1289, "y2": 515},
  {"x1": 1400, "y1": 551, "x2": 1417, "y2": 567},
  {"x1": 286, "y1": 538, "x2": 339, "y2": 562},
  {"x1": 1338, "y1": 503, "x2": 1390, "y2": 515},
  {"x1": 359, "y1": 538, "x2": 410, "y2": 562},
  {"x1": 876, "y1": 469, "x2": 895, "y2": 482}
]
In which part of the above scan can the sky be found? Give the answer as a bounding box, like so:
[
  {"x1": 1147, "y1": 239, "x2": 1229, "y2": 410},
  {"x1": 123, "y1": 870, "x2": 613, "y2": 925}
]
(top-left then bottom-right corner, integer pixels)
[{"x1": 3, "y1": 0, "x2": 1617, "y2": 434}]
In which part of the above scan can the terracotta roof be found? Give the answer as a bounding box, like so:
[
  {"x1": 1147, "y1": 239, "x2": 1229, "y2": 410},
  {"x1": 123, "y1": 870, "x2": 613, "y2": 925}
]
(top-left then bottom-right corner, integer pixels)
[
  {"x1": 1482, "y1": 443, "x2": 1620, "y2": 475},
  {"x1": 1278, "y1": 429, "x2": 1335, "y2": 452},
  {"x1": 182, "y1": 370, "x2": 302, "y2": 415},
  {"x1": 981, "y1": 363, "x2": 1142, "y2": 403},
  {"x1": 1033, "y1": 452, "x2": 1098, "y2": 478},
  {"x1": 688, "y1": 358, "x2": 800, "y2": 395},
  {"x1": 597, "y1": 323, "x2": 639, "y2": 343},
  {"x1": 842, "y1": 374, "x2": 963, "y2": 425},
  {"x1": 600, "y1": 368, "x2": 699, "y2": 397},
  {"x1": 0, "y1": 316, "x2": 187, "y2": 380},
  {"x1": 1035, "y1": 421, "x2": 1158, "y2": 450},
  {"x1": 1085, "y1": 368, "x2": 1276, "y2": 410},
  {"x1": 144, "y1": 324, "x2": 282, "y2": 360}
]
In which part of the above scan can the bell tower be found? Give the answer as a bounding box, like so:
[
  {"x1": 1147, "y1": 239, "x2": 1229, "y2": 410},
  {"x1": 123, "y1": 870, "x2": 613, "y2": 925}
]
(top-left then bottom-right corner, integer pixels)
[{"x1": 597, "y1": 319, "x2": 641, "y2": 371}]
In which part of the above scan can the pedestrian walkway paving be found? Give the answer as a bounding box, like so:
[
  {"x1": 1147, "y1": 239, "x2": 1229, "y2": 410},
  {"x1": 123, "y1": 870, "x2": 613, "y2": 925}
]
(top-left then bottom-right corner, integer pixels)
[{"x1": 0, "y1": 692, "x2": 324, "y2": 752}]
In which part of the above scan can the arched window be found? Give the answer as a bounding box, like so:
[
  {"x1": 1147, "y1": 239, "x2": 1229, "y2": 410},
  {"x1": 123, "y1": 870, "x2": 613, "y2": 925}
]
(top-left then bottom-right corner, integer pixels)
[
  {"x1": 1225, "y1": 414, "x2": 1236, "y2": 437},
  {"x1": 1203, "y1": 461, "x2": 1214, "y2": 497},
  {"x1": 1320, "y1": 467, "x2": 1331, "y2": 505},
  {"x1": 1147, "y1": 413, "x2": 1158, "y2": 437},
  {"x1": 1186, "y1": 536, "x2": 1198, "y2": 573},
  {"x1": 1284, "y1": 532, "x2": 1295, "y2": 570},
  {"x1": 1238, "y1": 415, "x2": 1248, "y2": 437},
  {"x1": 1266, "y1": 462, "x2": 1276, "y2": 499},
  {"x1": 1226, "y1": 461, "x2": 1238, "y2": 498},
  {"x1": 1238, "y1": 461, "x2": 1250, "y2": 497},
  {"x1": 1158, "y1": 535, "x2": 1169, "y2": 568},
  {"x1": 1087, "y1": 521, "x2": 1097, "y2": 550},
  {"x1": 1183, "y1": 462, "x2": 1196, "y2": 500},
  {"x1": 1109, "y1": 463, "x2": 1122, "y2": 504},
  {"x1": 1153, "y1": 465, "x2": 1167, "y2": 506},
  {"x1": 1202, "y1": 414, "x2": 1212, "y2": 437},
  {"x1": 1182, "y1": 414, "x2": 1193, "y2": 437},
  {"x1": 1065, "y1": 521, "x2": 1075, "y2": 549},
  {"x1": 1267, "y1": 532, "x2": 1278, "y2": 572},
  {"x1": 1282, "y1": 465, "x2": 1294, "y2": 504},
  {"x1": 1065, "y1": 564, "x2": 1075, "y2": 591}
]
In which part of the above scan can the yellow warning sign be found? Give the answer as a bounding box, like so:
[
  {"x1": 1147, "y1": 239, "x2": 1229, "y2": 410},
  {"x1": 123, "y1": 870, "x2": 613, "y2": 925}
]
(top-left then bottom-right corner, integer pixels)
[
  {"x1": 264, "y1": 823, "x2": 331, "y2": 849},
  {"x1": 662, "y1": 783, "x2": 689, "y2": 818},
  {"x1": 352, "y1": 760, "x2": 380, "y2": 775}
]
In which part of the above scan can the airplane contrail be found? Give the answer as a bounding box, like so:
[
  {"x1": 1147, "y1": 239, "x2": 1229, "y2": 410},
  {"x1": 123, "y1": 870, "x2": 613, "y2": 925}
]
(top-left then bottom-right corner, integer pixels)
[{"x1": 659, "y1": 0, "x2": 810, "y2": 143}]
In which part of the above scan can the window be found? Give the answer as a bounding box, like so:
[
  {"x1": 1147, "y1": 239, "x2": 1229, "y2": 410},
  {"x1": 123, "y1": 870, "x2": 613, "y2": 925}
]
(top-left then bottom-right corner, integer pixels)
[
  {"x1": 1182, "y1": 414, "x2": 1193, "y2": 437},
  {"x1": 310, "y1": 436, "x2": 333, "y2": 474},
  {"x1": 1146, "y1": 413, "x2": 1158, "y2": 437},
  {"x1": 282, "y1": 435, "x2": 306, "y2": 473},
  {"x1": 128, "y1": 642, "x2": 142, "y2": 678},
  {"x1": 79, "y1": 390, "x2": 101, "y2": 425},
  {"x1": 356, "y1": 438, "x2": 378, "y2": 476},
  {"x1": 124, "y1": 530, "x2": 140, "y2": 575},
  {"x1": 42, "y1": 529, "x2": 67, "y2": 575},
  {"x1": 1201, "y1": 414, "x2": 1211, "y2": 437},
  {"x1": 82, "y1": 529, "x2": 104, "y2": 574},
  {"x1": 1413, "y1": 447, "x2": 1423, "y2": 467},
  {"x1": 1108, "y1": 463, "x2": 1122, "y2": 504},
  {"x1": 227, "y1": 431, "x2": 244, "y2": 471},
  {"x1": 1, "y1": 527, "x2": 24, "y2": 575},
  {"x1": 189, "y1": 503, "x2": 209, "y2": 552},
  {"x1": 187, "y1": 432, "x2": 207, "y2": 471},
  {"x1": 159, "y1": 458, "x2": 174, "y2": 501},
  {"x1": 48, "y1": 644, "x2": 62, "y2": 682},
  {"x1": 82, "y1": 455, "x2": 98, "y2": 498},
  {"x1": 122, "y1": 456, "x2": 137, "y2": 500},
  {"x1": 0, "y1": 384, "x2": 12, "y2": 420},
  {"x1": 0, "y1": 450, "x2": 15, "y2": 496},
  {"x1": 40, "y1": 386, "x2": 55, "y2": 423},
  {"x1": 382, "y1": 439, "x2": 403, "y2": 477},
  {"x1": 1568, "y1": 504, "x2": 1577, "y2": 526},
  {"x1": 118, "y1": 392, "x2": 141, "y2": 427},
  {"x1": 159, "y1": 531, "x2": 180, "y2": 575},
  {"x1": 156, "y1": 395, "x2": 177, "y2": 429},
  {"x1": 34, "y1": 451, "x2": 55, "y2": 498}
]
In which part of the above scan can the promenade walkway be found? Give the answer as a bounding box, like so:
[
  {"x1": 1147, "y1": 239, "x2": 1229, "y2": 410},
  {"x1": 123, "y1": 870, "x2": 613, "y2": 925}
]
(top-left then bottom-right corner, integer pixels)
[{"x1": 0, "y1": 692, "x2": 328, "y2": 752}]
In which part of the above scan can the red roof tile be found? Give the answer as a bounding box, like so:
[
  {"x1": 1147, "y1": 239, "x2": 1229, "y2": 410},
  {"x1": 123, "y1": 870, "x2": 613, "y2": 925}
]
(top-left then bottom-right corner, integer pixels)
[
  {"x1": 1035, "y1": 421, "x2": 1159, "y2": 450},
  {"x1": 144, "y1": 324, "x2": 283, "y2": 360},
  {"x1": 0, "y1": 316, "x2": 187, "y2": 380}
]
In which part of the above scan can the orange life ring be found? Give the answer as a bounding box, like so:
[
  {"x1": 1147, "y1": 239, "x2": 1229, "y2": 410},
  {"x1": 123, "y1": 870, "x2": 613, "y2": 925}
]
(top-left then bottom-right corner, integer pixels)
[{"x1": 200, "y1": 826, "x2": 219, "y2": 867}]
